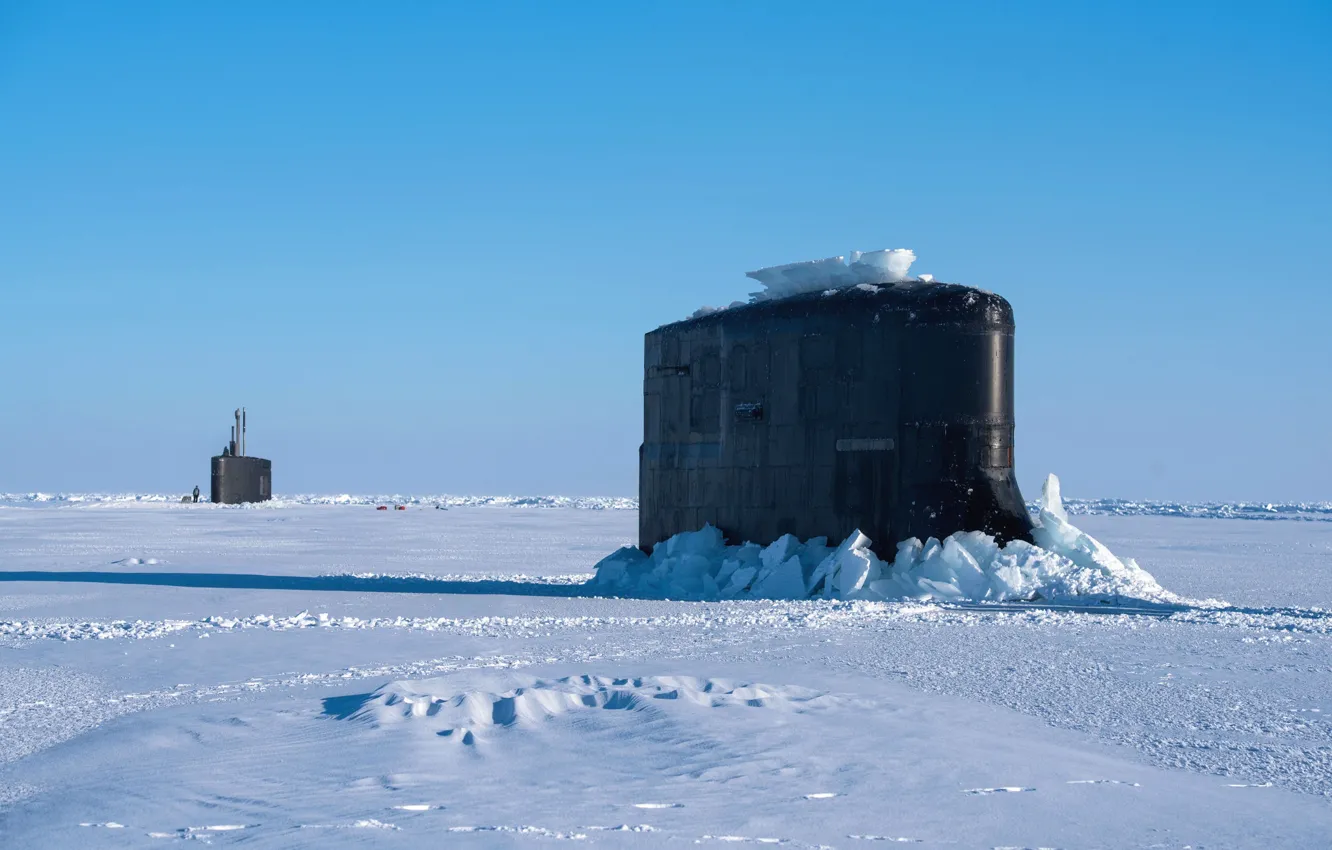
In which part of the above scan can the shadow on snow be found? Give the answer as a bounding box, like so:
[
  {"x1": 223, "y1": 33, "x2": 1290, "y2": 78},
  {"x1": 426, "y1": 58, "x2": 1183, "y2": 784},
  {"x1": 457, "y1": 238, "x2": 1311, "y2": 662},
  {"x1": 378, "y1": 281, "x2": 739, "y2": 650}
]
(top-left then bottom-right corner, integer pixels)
[
  {"x1": 3, "y1": 569, "x2": 1316, "y2": 624},
  {"x1": 0, "y1": 570, "x2": 587, "y2": 598}
]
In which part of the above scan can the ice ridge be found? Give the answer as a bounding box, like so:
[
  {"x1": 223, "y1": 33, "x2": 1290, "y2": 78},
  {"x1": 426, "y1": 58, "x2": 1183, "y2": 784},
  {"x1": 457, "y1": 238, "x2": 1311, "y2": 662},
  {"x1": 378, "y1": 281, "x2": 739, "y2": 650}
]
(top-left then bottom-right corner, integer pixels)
[{"x1": 588, "y1": 474, "x2": 1186, "y2": 606}]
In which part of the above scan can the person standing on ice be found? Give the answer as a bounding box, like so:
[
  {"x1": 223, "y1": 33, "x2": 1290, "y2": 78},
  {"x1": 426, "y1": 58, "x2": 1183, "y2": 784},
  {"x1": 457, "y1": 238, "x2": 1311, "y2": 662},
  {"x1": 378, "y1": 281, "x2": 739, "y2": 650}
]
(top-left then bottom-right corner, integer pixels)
[{"x1": 192, "y1": 485, "x2": 200, "y2": 503}]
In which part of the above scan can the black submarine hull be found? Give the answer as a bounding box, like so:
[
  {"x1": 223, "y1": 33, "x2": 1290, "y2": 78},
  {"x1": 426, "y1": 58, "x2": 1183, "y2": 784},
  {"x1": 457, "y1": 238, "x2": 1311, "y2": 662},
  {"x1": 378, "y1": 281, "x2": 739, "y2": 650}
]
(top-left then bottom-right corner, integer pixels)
[
  {"x1": 639, "y1": 281, "x2": 1033, "y2": 557},
  {"x1": 210, "y1": 455, "x2": 272, "y2": 505}
]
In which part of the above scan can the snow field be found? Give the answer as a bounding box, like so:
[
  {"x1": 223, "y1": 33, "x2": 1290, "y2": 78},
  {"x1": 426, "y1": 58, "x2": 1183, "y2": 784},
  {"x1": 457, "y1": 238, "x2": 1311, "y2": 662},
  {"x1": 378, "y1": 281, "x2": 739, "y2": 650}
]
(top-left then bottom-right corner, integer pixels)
[{"x1": 0, "y1": 500, "x2": 1330, "y2": 847}]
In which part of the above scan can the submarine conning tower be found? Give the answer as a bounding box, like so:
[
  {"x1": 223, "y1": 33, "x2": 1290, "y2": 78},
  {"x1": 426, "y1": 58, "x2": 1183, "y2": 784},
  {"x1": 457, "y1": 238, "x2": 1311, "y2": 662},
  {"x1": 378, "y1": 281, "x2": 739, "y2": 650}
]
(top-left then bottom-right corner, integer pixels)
[
  {"x1": 639, "y1": 280, "x2": 1033, "y2": 558},
  {"x1": 210, "y1": 407, "x2": 272, "y2": 504}
]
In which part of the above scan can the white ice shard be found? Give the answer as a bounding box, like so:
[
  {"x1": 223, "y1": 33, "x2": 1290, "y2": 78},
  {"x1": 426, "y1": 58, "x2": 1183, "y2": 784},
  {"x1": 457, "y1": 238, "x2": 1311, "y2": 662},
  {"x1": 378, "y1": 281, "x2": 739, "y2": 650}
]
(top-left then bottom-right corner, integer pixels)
[
  {"x1": 744, "y1": 248, "x2": 917, "y2": 302},
  {"x1": 588, "y1": 474, "x2": 1186, "y2": 606}
]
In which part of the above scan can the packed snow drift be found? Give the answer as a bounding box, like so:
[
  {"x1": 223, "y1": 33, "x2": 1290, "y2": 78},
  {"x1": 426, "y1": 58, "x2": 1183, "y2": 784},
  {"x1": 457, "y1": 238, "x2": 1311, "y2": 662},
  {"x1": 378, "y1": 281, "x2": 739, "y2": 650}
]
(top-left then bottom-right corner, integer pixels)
[
  {"x1": 589, "y1": 474, "x2": 1184, "y2": 605},
  {"x1": 339, "y1": 675, "x2": 834, "y2": 744}
]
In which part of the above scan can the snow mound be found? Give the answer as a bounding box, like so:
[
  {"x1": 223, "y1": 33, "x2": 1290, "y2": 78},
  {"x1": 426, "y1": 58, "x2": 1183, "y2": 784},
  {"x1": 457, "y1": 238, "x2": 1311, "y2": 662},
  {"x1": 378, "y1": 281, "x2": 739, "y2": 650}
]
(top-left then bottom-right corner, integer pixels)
[
  {"x1": 589, "y1": 474, "x2": 1184, "y2": 606},
  {"x1": 690, "y1": 301, "x2": 748, "y2": 320},
  {"x1": 339, "y1": 674, "x2": 833, "y2": 742}
]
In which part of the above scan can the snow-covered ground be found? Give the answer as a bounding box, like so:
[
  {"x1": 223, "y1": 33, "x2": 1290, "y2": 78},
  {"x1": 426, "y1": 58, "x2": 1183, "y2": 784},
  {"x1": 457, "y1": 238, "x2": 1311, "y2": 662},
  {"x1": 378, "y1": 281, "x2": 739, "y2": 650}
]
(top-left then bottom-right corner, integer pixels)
[{"x1": 1, "y1": 500, "x2": 1330, "y2": 847}]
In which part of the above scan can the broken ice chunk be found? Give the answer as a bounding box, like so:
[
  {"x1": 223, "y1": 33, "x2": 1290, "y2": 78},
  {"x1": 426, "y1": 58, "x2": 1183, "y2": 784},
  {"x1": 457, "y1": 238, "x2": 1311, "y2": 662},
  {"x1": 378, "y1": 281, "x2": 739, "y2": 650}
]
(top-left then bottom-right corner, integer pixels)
[{"x1": 746, "y1": 248, "x2": 918, "y2": 302}]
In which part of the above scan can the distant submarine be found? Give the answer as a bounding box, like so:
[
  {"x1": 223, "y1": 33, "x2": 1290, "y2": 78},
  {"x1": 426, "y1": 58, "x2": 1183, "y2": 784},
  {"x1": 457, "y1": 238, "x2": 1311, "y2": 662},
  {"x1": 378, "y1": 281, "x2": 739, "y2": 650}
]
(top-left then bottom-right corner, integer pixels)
[{"x1": 211, "y1": 407, "x2": 272, "y2": 504}]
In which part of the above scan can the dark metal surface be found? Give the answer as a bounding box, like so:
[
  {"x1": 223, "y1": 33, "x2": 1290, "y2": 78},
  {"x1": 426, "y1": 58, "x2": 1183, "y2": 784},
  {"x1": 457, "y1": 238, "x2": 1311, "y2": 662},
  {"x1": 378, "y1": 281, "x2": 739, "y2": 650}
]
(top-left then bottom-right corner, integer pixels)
[
  {"x1": 211, "y1": 455, "x2": 272, "y2": 504},
  {"x1": 639, "y1": 280, "x2": 1032, "y2": 557}
]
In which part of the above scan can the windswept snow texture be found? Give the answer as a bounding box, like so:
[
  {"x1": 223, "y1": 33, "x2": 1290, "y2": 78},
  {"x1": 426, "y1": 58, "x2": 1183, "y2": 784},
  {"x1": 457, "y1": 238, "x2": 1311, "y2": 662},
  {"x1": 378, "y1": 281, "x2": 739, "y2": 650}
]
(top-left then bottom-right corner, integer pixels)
[
  {"x1": 346, "y1": 675, "x2": 834, "y2": 742},
  {"x1": 2, "y1": 496, "x2": 1331, "y2": 847},
  {"x1": 591, "y1": 474, "x2": 1188, "y2": 605}
]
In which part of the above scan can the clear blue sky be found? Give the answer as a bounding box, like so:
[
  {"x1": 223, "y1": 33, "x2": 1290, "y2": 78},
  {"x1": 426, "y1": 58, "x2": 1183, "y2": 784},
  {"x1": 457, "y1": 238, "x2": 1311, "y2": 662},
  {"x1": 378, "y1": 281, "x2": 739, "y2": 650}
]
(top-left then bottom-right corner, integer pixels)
[{"x1": 2, "y1": 1, "x2": 1328, "y2": 501}]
